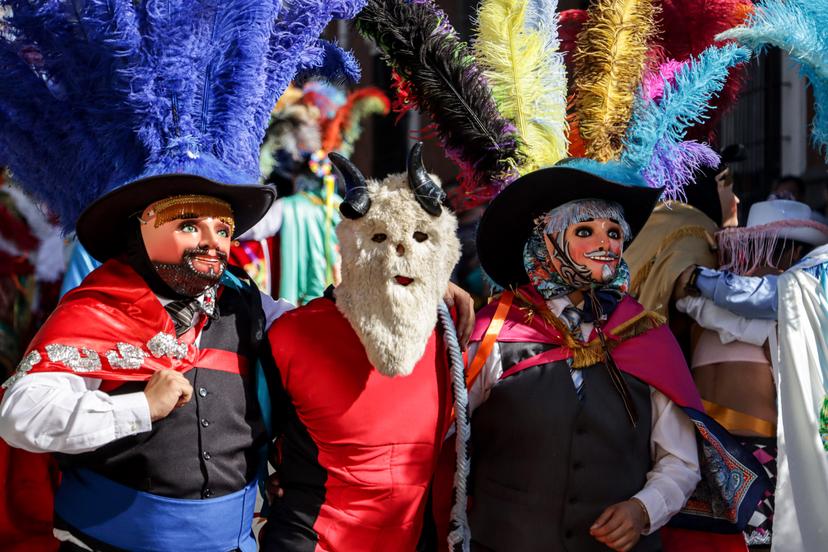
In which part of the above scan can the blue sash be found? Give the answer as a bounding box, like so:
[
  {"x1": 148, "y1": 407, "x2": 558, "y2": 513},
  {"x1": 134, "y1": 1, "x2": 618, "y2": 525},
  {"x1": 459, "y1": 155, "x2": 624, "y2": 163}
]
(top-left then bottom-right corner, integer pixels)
[{"x1": 55, "y1": 468, "x2": 257, "y2": 552}]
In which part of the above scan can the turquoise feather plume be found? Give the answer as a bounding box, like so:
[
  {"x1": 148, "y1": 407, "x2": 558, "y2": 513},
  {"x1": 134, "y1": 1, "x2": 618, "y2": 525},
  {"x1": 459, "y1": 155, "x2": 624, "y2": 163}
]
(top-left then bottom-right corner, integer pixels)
[
  {"x1": 718, "y1": 0, "x2": 828, "y2": 155},
  {"x1": 622, "y1": 43, "x2": 751, "y2": 197}
]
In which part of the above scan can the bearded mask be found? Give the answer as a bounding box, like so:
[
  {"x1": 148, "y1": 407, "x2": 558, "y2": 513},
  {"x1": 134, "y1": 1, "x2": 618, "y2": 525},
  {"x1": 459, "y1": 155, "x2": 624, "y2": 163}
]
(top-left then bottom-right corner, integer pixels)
[
  {"x1": 331, "y1": 144, "x2": 461, "y2": 378},
  {"x1": 524, "y1": 199, "x2": 632, "y2": 301},
  {"x1": 139, "y1": 195, "x2": 234, "y2": 297}
]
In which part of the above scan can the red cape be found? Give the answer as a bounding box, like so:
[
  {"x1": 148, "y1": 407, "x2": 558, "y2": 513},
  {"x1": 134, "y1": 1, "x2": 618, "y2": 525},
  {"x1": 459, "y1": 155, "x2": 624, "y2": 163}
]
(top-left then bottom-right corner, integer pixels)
[
  {"x1": 12, "y1": 259, "x2": 213, "y2": 383},
  {"x1": 471, "y1": 286, "x2": 703, "y2": 410}
]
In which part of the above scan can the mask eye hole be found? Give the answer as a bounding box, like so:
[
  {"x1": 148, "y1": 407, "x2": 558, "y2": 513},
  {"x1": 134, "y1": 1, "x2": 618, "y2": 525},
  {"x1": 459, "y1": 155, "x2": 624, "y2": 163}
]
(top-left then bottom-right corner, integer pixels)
[
  {"x1": 413, "y1": 231, "x2": 428, "y2": 243},
  {"x1": 371, "y1": 233, "x2": 387, "y2": 243},
  {"x1": 574, "y1": 226, "x2": 592, "y2": 238}
]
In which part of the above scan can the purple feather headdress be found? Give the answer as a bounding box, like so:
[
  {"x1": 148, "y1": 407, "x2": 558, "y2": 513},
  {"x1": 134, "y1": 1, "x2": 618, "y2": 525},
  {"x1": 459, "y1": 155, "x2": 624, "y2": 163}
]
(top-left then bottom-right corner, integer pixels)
[{"x1": 0, "y1": 0, "x2": 364, "y2": 233}]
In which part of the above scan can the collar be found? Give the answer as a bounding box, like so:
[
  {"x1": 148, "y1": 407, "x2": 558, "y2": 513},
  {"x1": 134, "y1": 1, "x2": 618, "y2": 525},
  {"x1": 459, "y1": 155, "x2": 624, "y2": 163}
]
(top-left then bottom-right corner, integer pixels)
[
  {"x1": 156, "y1": 286, "x2": 218, "y2": 318},
  {"x1": 546, "y1": 295, "x2": 581, "y2": 318}
]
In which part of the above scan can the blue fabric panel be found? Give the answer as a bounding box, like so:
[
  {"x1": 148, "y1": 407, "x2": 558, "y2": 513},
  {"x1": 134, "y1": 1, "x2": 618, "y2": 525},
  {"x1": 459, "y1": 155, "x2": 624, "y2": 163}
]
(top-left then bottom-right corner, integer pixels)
[{"x1": 55, "y1": 468, "x2": 257, "y2": 552}]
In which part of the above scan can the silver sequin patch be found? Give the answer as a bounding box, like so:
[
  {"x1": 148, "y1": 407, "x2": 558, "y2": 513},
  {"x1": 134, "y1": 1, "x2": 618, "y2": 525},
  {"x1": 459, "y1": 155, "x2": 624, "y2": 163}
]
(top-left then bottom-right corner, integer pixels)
[
  {"x1": 147, "y1": 332, "x2": 187, "y2": 360},
  {"x1": 45, "y1": 344, "x2": 101, "y2": 372},
  {"x1": 2, "y1": 350, "x2": 42, "y2": 389},
  {"x1": 105, "y1": 343, "x2": 147, "y2": 369}
]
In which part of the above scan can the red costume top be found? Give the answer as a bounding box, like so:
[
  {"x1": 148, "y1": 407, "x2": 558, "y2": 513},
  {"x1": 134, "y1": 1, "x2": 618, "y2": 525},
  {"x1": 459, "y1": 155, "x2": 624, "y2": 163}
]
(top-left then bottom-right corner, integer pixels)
[{"x1": 263, "y1": 295, "x2": 452, "y2": 552}]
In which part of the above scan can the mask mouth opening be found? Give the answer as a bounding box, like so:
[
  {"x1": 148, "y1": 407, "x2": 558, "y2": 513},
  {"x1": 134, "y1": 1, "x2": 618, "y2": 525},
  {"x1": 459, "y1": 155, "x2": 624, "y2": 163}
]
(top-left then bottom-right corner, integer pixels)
[
  {"x1": 584, "y1": 250, "x2": 620, "y2": 263},
  {"x1": 394, "y1": 275, "x2": 414, "y2": 286},
  {"x1": 152, "y1": 247, "x2": 228, "y2": 297}
]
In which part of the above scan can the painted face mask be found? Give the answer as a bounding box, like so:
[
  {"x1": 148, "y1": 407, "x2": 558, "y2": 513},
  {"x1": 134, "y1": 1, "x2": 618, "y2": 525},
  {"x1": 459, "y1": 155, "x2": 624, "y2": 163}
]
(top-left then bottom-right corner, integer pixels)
[
  {"x1": 139, "y1": 195, "x2": 235, "y2": 297},
  {"x1": 524, "y1": 199, "x2": 632, "y2": 302},
  {"x1": 545, "y1": 218, "x2": 624, "y2": 286}
]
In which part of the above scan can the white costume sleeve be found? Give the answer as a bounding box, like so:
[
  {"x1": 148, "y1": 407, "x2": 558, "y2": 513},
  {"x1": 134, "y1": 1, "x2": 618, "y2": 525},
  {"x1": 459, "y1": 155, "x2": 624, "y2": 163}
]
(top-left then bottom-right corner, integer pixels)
[
  {"x1": 466, "y1": 341, "x2": 504, "y2": 415},
  {"x1": 0, "y1": 372, "x2": 151, "y2": 454},
  {"x1": 633, "y1": 388, "x2": 701, "y2": 534},
  {"x1": 259, "y1": 291, "x2": 295, "y2": 330},
  {"x1": 676, "y1": 296, "x2": 775, "y2": 347}
]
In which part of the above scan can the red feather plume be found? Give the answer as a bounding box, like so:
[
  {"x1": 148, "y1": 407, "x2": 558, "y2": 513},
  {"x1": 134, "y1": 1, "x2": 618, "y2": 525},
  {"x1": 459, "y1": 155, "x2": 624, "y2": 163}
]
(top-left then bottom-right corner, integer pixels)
[
  {"x1": 321, "y1": 87, "x2": 391, "y2": 153},
  {"x1": 658, "y1": 0, "x2": 754, "y2": 142}
]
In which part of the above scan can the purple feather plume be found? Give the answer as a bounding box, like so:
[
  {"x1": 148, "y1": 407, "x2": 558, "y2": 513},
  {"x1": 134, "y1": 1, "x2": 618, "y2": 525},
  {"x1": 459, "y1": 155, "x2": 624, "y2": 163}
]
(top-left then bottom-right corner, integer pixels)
[{"x1": 643, "y1": 140, "x2": 720, "y2": 200}]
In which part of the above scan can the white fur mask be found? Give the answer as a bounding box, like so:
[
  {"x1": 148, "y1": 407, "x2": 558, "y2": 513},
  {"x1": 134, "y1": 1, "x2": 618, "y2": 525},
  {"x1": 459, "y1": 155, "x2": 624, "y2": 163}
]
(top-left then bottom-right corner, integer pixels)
[{"x1": 334, "y1": 173, "x2": 461, "y2": 377}]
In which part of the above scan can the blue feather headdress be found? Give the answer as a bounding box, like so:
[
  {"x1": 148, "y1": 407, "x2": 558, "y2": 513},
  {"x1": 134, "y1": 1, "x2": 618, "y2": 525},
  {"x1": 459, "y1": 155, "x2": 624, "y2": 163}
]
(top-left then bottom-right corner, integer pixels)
[
  {"x1": 0, "y1": 0, "x2": 364, "y2": 259},
  {"x1": 718, "y1": 0, "x2": 828, "y2": 157},
  {"x1": 622, "y1": 43, "x2": 752, "y2": 198}
]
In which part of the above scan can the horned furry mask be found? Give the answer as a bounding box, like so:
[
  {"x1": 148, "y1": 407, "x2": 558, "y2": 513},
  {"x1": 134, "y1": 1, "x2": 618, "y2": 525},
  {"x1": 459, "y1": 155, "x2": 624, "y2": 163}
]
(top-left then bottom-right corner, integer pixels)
[{"x1": 331, "y1": 143, "x2": 461, "y2": 377}]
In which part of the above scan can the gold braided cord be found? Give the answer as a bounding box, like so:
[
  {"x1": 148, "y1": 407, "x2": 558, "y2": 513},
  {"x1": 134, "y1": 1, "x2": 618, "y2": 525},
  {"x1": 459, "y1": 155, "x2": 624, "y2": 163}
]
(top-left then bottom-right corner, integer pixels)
[
  {"x1": 573, "y1": 0, "x2": 657, "y2": 162},
  {"x1": 146, "y1": 195, "x2": 235, "y2": 232},
  {"x1": 514, "y1": 289, "x2": 665, "y2": 369},
  {"x1": 629, "y1": 225, "x2": 713, "y2": 294}
]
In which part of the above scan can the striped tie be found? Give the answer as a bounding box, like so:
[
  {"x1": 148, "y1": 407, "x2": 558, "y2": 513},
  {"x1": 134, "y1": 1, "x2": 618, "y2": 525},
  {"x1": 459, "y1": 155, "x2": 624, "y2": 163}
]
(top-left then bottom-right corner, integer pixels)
[
  {"x1": 165, "y1": 299, "x2": 200, "y2": 337},
  {"x1": 561, "y1": 305, "x2": 586, "y2": 400}
]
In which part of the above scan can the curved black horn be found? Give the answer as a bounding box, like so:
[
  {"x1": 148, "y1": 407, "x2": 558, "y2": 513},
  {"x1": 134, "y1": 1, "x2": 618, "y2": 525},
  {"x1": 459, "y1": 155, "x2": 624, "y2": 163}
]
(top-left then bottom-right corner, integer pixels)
[
  {"x1": 329, "y1": 152, "x2": 370, "y2": 219},
  {"x1": 407, "y1": 142, "x2": 445, "y2": 217}
]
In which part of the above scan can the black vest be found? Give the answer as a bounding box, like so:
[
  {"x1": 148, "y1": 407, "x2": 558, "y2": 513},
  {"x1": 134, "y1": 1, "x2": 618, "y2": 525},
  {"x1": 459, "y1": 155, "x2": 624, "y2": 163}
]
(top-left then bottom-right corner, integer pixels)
[
  {"x1": 58, "y1": 270, "x2": 268, "y2": 500},
  {"x1": 469, "y1": 342, "x2": 660, "y2": 552}
]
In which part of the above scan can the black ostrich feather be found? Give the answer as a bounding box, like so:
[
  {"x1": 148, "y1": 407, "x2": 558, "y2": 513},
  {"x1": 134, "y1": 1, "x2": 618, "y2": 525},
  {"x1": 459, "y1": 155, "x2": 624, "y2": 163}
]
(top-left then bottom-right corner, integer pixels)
[{"x1": 356, "y1": 0, "x2": 523, "y2": 203}]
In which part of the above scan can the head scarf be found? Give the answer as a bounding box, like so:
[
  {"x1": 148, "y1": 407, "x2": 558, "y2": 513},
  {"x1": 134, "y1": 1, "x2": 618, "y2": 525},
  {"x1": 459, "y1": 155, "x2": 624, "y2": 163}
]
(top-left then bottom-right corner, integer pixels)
[{"x1": 523, "y1": 199, "x2": 632, "y2": 321}]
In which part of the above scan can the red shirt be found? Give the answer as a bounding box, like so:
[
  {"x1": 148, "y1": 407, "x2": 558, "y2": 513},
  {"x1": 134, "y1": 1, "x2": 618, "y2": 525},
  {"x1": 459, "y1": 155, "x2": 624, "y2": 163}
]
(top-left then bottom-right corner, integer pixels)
[{"x1": 266, "y1": 297, "x2": 452, "y2": 551}]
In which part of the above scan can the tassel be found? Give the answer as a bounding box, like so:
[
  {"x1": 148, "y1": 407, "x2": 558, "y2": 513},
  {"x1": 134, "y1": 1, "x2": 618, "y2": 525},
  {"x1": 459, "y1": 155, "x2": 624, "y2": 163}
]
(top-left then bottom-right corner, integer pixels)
[
  {"x1": 474, "y1": 0, "x2": 569, "y2": 173},
  {"x1": 572, "y1": 0, "x2": 658, "y2": 162},
  {"x1": 356, "y1": 0, "x2": 523, "y2": 202}
]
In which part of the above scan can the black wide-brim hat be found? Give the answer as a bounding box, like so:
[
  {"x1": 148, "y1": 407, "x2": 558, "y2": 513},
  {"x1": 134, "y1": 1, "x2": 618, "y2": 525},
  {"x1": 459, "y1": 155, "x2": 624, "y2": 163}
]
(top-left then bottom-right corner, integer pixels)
[
  {"x1": 476, "y1": 160, "x2": 662, "y2": 289},
  {"x1": 76, "y1": 174, "x2": 275, "y2": 262}
]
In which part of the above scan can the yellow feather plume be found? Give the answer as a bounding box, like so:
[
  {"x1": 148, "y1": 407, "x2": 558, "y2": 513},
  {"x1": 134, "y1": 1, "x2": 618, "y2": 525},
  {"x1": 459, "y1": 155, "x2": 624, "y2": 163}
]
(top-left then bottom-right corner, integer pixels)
[
  {"x1": 475, "y1": 0, "x2": 569, "y2": 174},
  {"x1": 573, "y1": 0, "x2": 657, "y2": 162}
]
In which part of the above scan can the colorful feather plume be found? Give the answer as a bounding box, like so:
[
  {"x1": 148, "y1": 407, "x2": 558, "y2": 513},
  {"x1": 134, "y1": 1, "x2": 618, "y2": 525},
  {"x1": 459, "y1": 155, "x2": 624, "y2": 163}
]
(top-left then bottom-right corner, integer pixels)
[
  {"x1": 573, "y1": 0, "x2": 659, "y2": 162},
  {"x1": 559, "y1": 9, "x2": 589, "y2": 70},
  {"x1": 642, "y1": 59, "x2": 686, "y2": 102},
  {"x1": 718, "y1": 0, "x2": 828, "y2": 156},
  {"x1": 0, "y1": 0, "x2": 364, "y2": 233},
  {"x1": 322, "y1": 87, "x2": 391, "y2": 157},
  {"x1": 657, "y1": 0, "x2": 754, "y2": 141},
  {"x1": 474, "y1": 0, "x2": 569, "y2": 173},
  {"x1": 622, "y1": 43, "x2": 751, "y2": 197},
  {"x1": 356, "y1": 0, "x2": 522, "y2": 202},
  {"x1": 659, "y1": 0, "x2": 754, "y2": 61}
]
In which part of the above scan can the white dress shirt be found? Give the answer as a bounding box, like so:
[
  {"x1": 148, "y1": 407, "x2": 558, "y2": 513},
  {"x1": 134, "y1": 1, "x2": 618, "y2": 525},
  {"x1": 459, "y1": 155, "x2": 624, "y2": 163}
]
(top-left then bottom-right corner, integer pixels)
[
  {"x1": 467, "y1": 295, "x2": 700, "y2": 534},
  {"x1": 676, "y1": 296, "x2": 776, "y2": 347},
  {"x1": 0, "y1": 291, "x2": 293, "y2": 455}
]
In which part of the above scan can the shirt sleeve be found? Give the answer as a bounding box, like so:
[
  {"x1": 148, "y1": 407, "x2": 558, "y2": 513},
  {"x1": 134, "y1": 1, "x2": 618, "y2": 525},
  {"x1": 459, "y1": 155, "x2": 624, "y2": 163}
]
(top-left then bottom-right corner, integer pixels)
[
  {"x1": 633, "y1": 388, "x2": 701, "y2": 534},
  {"x1": 259, "y1": 291, "x2": 295, "y2": 330},
  {"x1": 0, "y1": 372, "x2": 152, "y2": 454},
  {"x1": 676, "y1": 296, "x2": 776, "y2": 347},
  {"x1": 466, "y1": 341, "x2": 504, "y2": 416},
  {"x1": 695, "y1": 268, "x2": 779, "y2": 320}
]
